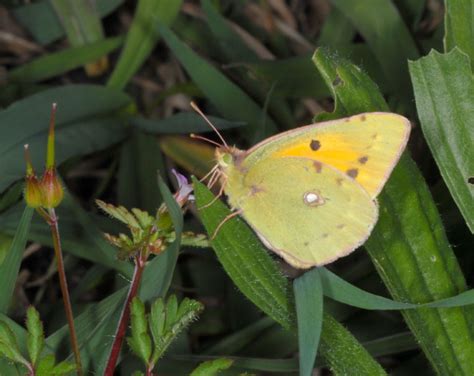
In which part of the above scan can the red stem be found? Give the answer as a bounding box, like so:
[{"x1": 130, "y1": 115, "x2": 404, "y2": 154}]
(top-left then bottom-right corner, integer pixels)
[
  {"x1": 104, "y1": 256, "x2": 145, "y2": 375},
  {"x1": 48, "y1": 209, "x2": 83, "y2": 376}
]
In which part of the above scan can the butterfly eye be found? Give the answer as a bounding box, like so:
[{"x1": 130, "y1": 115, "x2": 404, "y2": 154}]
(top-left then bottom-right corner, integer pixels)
[{"x1": 303, "y1": 191, "x2": 325, "y2": 207}]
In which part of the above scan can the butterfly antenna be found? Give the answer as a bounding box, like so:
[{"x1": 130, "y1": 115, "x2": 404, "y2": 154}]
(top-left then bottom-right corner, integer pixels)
[
  {"x1": 190, "y1": 133, "x2": 222, "y2": 148},
  {"x1": 190, "y1": 101, "x2": 229, "y2": 149}
]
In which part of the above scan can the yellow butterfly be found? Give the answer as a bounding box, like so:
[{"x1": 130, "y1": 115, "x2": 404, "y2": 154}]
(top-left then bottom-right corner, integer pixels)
[{"x1": 195, "y1": 106, "x2": 410, "y2": 269}]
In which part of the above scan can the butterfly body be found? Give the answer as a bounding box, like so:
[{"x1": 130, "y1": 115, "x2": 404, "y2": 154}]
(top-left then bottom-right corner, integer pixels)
[{"x1": 215, "y1": 112, "x2": 410, "y2": 269}]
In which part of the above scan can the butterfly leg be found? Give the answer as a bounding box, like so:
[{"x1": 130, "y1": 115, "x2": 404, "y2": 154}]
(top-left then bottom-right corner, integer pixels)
[
  {"x1": 198, "y1": 175, "x2": 228, "y2": 210},
  {"x1": 200, "y1": 164, "x2": 219, "y2": 183},
  {"x1": 211, "y1": 209, "x2": 243, "y2": 240}
]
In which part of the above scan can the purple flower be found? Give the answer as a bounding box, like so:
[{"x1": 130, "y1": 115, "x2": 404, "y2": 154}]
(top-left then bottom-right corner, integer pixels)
[{"x1": 171, "y1": 169, "x2": 194, "y2": 206}]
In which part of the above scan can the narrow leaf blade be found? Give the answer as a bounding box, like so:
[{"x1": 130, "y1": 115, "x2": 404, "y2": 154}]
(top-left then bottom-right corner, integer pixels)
[
  {"x1": 294, "y1": 269, "x2": 323, "y2": 376},
  {"x1": 409, "y1": 48, "x2": 474, "y2": 232}
]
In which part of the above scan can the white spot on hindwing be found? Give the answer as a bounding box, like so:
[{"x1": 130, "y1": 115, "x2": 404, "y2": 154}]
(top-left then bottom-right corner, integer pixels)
[{"x1": 303, "y1": 191, "x2": 325, "y2": 207}]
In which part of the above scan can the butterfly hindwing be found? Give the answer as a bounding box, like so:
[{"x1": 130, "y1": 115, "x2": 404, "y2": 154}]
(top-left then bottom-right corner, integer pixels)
[
  {"x1": 226, "y1": 157, "x2": 378, "y2": 268},
  {"x1": 244, "y1": 113, "x2": 410, "y2": 198}
]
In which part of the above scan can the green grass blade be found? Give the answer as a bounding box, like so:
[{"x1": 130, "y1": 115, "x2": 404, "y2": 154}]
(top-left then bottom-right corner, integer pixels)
[
  {"x1": 8, "y1": 36, "x2": 124, "y2": 84},
  {"x1": 107, "y1": 0, "x2": 182, "y2": 89},
  {"x1": 409, "y1": 48, "x2": 474, "y2": 232},
  {"x1": 294, "y1": 269, "x2": 323, "y2": 376},
  {"x1": 329, "y1": 0, "x2": 419, "y2": 101},
  {"x1": 12, "y1": 0, "x2": 123, "y2": 45},
  {"x1": 0, "y1": 84, "x2": 131, "y2": 193},
  {"x1": 315, "y1": 45, "x2": 474, "y2": 375},
  {"x1": 444, "y1": 0, "x2": 474, "y2": 61},
  {"x1": 159, "y1": 25, "x2": 278, "y2": 137},
  {"x1": 317, "y1": 6, "x2": 355, "y2": 46},
  {"x1": 0, "y1": 207, "x2": 33, "y2": 314},
  {"x1": 50, "y1": 0, "x2": 108, "y2": 75},
  {"x1": 320, "y1": 267, "x2": 474, "y2": 309}
]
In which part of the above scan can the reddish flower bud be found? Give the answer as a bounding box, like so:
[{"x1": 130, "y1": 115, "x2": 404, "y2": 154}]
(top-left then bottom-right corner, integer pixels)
[
  {"x1": 24, "y1": 175, "x2": 43, "y2": 208},
  {"x1": 24, "y1": 144, "x2": 43, "y2": 208},
  {"x1": 41, "y1": 168, "x2": 63, "y2": 208}
]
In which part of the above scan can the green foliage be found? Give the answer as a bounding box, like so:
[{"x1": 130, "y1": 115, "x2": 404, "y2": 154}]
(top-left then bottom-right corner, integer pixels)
[
  {"x1": 190, "y1": 358, "x2": 234, "y2": 376},
  {"x1": 0, "y1": 307, "x2": 75, "y2": 375},
  {"x1": 409, "y1": 49, "x2": 474, "y2": 232},
  {"x1": 1, "y1": 1, "x2": 472, "y2": 375},
  {"x1": 127, "y1": 296, "x2": 204, "y2": 371}
]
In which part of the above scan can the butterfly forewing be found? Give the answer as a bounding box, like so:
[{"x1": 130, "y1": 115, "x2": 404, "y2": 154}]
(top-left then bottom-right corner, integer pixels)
[{"x1": 244, "y1": 113, "x2": 410, "y2": 198}]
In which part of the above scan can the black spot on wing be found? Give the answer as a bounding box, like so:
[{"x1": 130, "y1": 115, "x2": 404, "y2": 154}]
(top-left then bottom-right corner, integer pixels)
[
  {"x1": 347, "y1": 168, "x2": 358, "y2": 178},
  {"x1": 360, "y1": 114, "x2": 366, "y2": 121},
  {"x1": 313, "y1": 161, "x2": 322, "y2": 173},
  {"x1": 310, "y1": 139, "x2": 321, "y2": 151},
  {"x1": 468, "y1": 177, "x2": 474, "y2": 184},
  {"x1": 358, "y1": 156, "x2": 369, "y2": 164}
]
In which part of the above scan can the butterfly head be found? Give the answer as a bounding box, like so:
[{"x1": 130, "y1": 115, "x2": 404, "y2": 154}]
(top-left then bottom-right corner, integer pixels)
[{"x1": 215, "y1": 146, "x2": 245, "y2": 172}]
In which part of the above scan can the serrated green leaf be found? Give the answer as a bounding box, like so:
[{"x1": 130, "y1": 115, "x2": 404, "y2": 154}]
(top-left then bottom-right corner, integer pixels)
[
  {"x1": 444, "y1": 0, "x2": 474, "y2": 62},
  {"x1": 107, "y1": 0, "x2": 183, "y2": 89},
  {"x1": 0, "y1": 207, "x2": 33, "y2": 314},
  {"x1": 51, "y1": 360, "x2": 77, "y2": 375},
  {"x1": 294, "y1": 269, "x2": 323, "y2": 376},
  {"x1": 128, "y1": 298, "x2": 152, "y2": 364},
  {"x1": 26, "y1": 306, "x2": 44, "y2": 367},
  {"x1": 409, "y1": 48, "x2": 474, "y2": 232},
  {"x1": 149, "y1": 296, "x2": 203, "y2": 366},
  {"x1": 36, "y1": 354, "x2": 56, "y2": 375},
  {"x1": 190, "y1": 357, "x2": 234, "y2": 376},
  {"x1": 150, "y1": 299, "x2": 166, "y2": 341},
  {"x1": 96, "y1": 200, "x2": 140, "y2": 228},
  {"x1": 0, "y1": 321, "x2": 28, "y2": 366},
  {"x1": 164, "y1": 295, "x2": 178, "y2": 332}
]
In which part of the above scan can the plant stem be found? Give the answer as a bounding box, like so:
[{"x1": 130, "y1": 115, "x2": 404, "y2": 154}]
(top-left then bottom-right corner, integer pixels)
[
  {"x1": 145, "y1": 365, "x2": 153, "y2": 376},
  {"x1": 104, "y1": 255, "x2": 145, "y2": 375},
  {"x1": 48, "y1": 209, "x2": 83, "y2": 376}
]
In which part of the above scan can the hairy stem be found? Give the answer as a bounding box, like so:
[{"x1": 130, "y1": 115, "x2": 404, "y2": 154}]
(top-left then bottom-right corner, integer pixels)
[
  {"x1": 48, "y1": 209, "x2": 83, "y2": 376},
  {"x1": 104, "y1": 256, "x2": 145, "y2": 375}
]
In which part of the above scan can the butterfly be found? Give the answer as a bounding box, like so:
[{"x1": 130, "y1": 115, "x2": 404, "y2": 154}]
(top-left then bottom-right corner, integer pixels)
[{"x1": 194, "y1": 105, "x2": 411, "y2": 269}]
